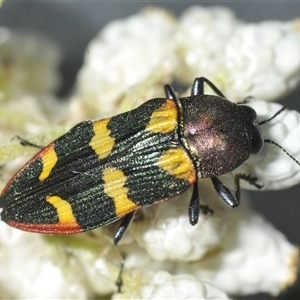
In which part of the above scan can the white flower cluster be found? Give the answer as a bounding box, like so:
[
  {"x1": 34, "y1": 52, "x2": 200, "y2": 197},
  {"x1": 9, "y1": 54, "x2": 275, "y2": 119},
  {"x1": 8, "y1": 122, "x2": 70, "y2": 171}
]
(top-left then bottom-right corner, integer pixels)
[
  {"x1": 0, "y1": 5, "x2": 300, "y2": 300},
  {"x1": 72, "y1": 6, "x2": 300, "y2": 120},
  {"x1": 72, "y1": 8, "x2": 177, "y2": 120},
  {"x1": 176, "y1": 6, "x2": 300, "y2": 102}
]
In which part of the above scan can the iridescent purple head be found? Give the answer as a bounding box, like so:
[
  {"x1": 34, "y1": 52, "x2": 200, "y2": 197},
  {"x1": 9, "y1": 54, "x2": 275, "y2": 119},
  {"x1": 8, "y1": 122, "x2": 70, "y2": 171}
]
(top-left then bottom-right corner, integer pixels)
[{"x1": 180, "y1": 95, "x2": 264, "y2": 178}]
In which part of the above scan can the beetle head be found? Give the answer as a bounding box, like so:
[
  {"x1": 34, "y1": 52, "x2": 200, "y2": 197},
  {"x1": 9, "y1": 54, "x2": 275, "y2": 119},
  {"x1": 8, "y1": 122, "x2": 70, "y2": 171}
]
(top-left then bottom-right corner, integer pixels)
[{"x1": 181, "y1": 95, "x2": 264, "y2": 178}]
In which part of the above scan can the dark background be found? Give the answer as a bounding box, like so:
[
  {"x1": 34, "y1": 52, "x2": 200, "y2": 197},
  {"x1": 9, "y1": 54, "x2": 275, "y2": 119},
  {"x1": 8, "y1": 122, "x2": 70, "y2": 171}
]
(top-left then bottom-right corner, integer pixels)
[{"x1": 0, "y1": 1, "x2": 300, "y2": 299}]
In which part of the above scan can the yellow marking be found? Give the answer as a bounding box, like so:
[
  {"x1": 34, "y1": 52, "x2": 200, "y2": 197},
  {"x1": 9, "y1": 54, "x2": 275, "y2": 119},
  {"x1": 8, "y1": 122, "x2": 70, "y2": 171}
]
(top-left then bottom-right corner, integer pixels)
[
  {"x1": 39, "y1": 144, "x2": 58, "y2": 182},
  {"x1": 46, "y1": 195, "x2": 78, "y2": 225},
  {"x1": 89, "y1": 118, "x2": 115, "y2": 159},
  {"x1": 156, "y1": 148, "x2": 196, "y2": 183},
  {"x1": 146, "y1": 99, "x2": 178, "y2": 134},
  {"x1": 102, "y1": 167, "x2": 138, "y2": 216}
]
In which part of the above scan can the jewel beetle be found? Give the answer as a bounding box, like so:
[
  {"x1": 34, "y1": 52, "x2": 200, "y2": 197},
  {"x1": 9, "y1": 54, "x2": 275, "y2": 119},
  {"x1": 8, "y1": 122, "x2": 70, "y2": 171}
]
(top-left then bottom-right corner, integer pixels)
[{"x1": 0, "y1": 77, "x2": 290, "y2": 244}]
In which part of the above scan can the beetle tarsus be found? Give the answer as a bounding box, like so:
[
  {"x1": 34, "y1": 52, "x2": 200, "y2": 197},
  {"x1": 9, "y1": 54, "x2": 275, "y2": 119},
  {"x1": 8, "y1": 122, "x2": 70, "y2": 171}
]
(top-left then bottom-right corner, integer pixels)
[
  {"x1": 200, "y1": 204, "x2": 213, "y2": 215},
  {"x1": 235, "y1": 173, "x2": 264, "y2": 191},
  {"x1": 13, "y1": 135, "x2": 43, "y2": 149},
  {"x1": 114, "y1": 246, "x2": 126, "y2": 293}
]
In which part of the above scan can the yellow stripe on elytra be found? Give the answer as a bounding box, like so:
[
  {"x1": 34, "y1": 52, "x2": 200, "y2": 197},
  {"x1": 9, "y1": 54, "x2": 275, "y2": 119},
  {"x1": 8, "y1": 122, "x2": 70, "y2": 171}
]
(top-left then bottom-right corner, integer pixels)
[
  {"x1": 156, "y1": 148, "x2": 196, "y2": 183},
  {"x1": 103, "y1": 167, "x2": 138, "y2": 216},
  {"x1": 89, "y1": 119, "x2": 115, "y2": 159},
  {"x1": 146, "y1": 99, "x2": 178, "y2": 134},
  {"x1": 39, "y1": 144, "x2": 58, "y2": 182},
  {"x1": 46, "y1": 195, "x2": 78, "y2": 225}
]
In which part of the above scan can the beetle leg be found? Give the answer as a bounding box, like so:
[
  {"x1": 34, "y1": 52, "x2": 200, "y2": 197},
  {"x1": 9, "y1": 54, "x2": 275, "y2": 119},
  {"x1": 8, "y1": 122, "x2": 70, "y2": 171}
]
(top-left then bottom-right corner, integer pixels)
[
  {"x1": 164, "y1": 84, "x2": 177, "y2": 100},
  {"x1": 200, "y1": 204, "x2": 213, "y2": 215},
  {"x1": 237, "y1": 96, "x2": 255, "y2": 104},
  {"x1": 114, "y1": 211, "x2": 136, "y2": 245},
  {"x1": 189, "y1": 184, "x2": 213, "y2": 225},
  {"x1": 13, "y1": 135, "x2": 42, "y2": 148},
  {"x1": 211, "y1": 174, "x2": 263, "y2": 209},
  {"x1": 188, "y1": 183, "x2": 200, "y2": 225},
  {"x1": 234, "y1": 173, "x2": 264, "y2": 203},
  {"x1": 191, "y1": 77, "x2": 226, "y2": 98},
  {"x1": 115, "y1": 247, "x2": 126, "y2": 293},
  {"x1": 114, "y1": 211, "x2": 138, "y2": 291},
  {"x1": 211, "y1": 177, "x2": 240, "y2": 208}
]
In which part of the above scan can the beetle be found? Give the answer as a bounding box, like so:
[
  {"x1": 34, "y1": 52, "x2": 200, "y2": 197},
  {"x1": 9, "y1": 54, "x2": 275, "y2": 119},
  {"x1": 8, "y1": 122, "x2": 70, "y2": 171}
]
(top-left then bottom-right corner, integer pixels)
[{"x1": 0, "y1": 77, "x2": 283, "y2": 244}]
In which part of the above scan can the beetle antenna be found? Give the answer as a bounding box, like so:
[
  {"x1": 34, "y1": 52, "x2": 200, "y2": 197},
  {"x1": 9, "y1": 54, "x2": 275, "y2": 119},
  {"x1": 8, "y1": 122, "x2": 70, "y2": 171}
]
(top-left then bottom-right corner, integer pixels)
[
  {"x1": 259, "y1": 106, "x2": 286, "y2": 125},
  {"x1": 264, "y1": 139, "x2": 300, "y2": 166},
  {"x1": 259, "y1": 106, "x2": 300, "y2": 166}
]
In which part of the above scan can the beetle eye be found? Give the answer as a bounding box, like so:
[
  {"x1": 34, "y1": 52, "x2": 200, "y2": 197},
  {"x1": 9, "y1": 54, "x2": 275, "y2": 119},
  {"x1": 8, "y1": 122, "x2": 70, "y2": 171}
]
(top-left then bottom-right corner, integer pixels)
[
  {"x1": 251, "y1": 129, "x2": 264, "y2": 154},
  {"x1": 240, "y1": 105, "x2": 264, "y2": 154},
  {"x1": 241, "y1": 105, "x2": 257, "y2": 121}
]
